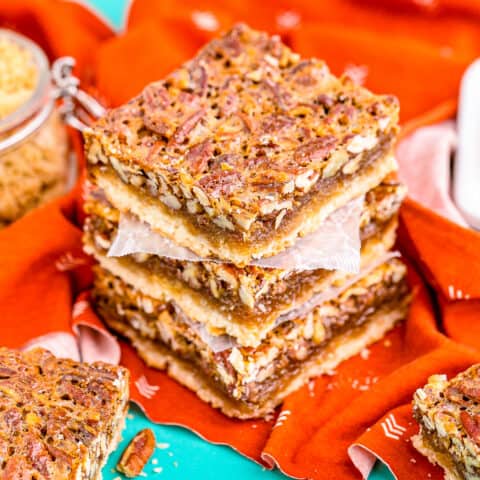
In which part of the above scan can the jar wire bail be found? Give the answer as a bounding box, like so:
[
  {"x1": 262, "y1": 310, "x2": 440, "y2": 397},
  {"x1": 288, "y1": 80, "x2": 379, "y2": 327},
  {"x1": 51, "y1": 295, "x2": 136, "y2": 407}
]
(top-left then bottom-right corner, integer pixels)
[{"x1": 52, "y1": 57, "x2": 106, "y2": 132}]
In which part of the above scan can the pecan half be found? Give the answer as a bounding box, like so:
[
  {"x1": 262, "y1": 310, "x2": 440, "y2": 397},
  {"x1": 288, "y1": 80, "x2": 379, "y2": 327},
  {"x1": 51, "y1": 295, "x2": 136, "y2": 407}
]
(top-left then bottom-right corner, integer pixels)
[
  {"x1": 142, "y1": 82, "x2": 171, "y2": 135},
  {"x1": 117, "y1": 428, "x2": 156, "y2": 478},
  {"x1": 171, "y1": 109, "x2": 205, "y2": 145},
  {"x1": 186, "y1": 139, "x2": 213, "y2": 175},
  {"x1": 456, "y1": 376, "x2": 480, "y2": 401},
  {"x1": 189, "y1": 63, "x2": 207, "y2": 96},
  {"x1": 198, "y1": 168, "x2": 243, "y2": 197},
  {"x1": 446, "y1": 381, "x2": 480, "y2": 404},
  {"x1": 260, "y1": 114, "x2": 295, "y2": 133},
  {"x1": 0, "y1": 367, "x2": 15, "y2": 378},
  {"x1": 143, "y1": 82, "x2": 170, "y2": 110},
  {"x1": 219, "y1": 92, "x2": 240, "y2": 116},
  {"x1": 460, "y1": 411, "x2": 480, "y2": 446},
  {"x1": 294, "y1": 136, "x2": 337, "y2": 165},
  {"x1": 262, "y1": 79, "x2": 295, "y2": 111}
]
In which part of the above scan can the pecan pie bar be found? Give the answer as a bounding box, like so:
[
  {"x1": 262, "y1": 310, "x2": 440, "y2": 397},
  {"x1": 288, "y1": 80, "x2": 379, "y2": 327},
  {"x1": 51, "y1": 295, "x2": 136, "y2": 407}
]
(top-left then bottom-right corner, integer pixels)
[
  {"x1": 83, "y1": 178, "x2": 404, "y2": 347},
  {"x1": 93, "y1": 259, "x2": 409, "y2": 418},
  {"x1": 0, "y1": 347, "x2": 129, "y2": 479},
  {"x1": 85, "y1": 23, "x2": 399, "y2": 265},
  {"x1": 413, "y1": 366, "x2": 480, "y2": 480}
]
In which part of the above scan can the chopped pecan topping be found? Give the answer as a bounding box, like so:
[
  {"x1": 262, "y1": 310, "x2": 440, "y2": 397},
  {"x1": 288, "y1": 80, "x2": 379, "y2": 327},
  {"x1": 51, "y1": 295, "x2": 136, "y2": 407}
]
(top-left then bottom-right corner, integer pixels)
[
  {"x1": 143, "y1": 82, "x2": 170, "y2": 110},
  {"x1": 0, "y1": 367, "x2": 15, "y2": 379},
  {"x1": 117, "y1": 429, "x2": 156, "y2": 478},
  {"x1": 3, "y1": 408, "x2": 22, "y2": 429},
  {"x1": 222, "y1": 28, "x2": 242, "y2": 56},
  {"x1": 28, "y1": 436, "x2": 51, "y2": 477},
  {"x1": 289, "y1": 59, "x2": 313, "y2": 75},
  {"x1": 329, "y1": 103, "x2": 357, "y2": 124},
  {"x1": 288, "y1": 60, "x2": 321, "y2": 87}
]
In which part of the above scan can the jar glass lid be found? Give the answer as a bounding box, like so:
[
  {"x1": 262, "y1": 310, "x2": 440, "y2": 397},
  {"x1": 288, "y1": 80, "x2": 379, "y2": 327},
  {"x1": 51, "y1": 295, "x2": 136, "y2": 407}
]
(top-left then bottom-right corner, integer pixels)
[{"x1": 0, "y1": 29, "x2": 52, "y2": 135}]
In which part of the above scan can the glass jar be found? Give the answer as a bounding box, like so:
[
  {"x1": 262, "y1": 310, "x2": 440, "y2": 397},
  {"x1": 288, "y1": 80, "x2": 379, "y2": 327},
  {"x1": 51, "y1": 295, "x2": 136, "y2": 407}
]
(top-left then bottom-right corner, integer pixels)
[{"x1": 0, "y1": 29, "x2": 70, "y2": 227}]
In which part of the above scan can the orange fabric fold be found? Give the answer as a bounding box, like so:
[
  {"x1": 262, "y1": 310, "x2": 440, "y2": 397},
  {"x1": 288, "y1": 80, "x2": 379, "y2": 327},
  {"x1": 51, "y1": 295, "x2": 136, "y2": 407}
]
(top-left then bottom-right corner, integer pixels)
[
  {"x1": 119, "y1": 0, "x2": 480, "y2": 127},
  {"x1": 2, "y1": 1, "x2": 480, "y2": 479},
  {"x1": 0, "y1": 0, "x2": 113, "y2": 81}
]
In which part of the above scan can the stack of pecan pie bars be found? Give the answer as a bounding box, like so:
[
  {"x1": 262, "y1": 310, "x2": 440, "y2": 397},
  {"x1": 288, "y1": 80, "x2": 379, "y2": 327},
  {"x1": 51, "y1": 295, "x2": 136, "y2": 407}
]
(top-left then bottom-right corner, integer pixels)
[{"x1": 83, "y1": 24, "x2": 410, "y2": 418}]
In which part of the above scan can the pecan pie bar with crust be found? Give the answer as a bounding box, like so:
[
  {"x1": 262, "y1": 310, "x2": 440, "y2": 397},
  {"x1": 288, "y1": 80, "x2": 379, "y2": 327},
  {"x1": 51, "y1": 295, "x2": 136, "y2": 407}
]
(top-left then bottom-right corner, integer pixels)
[
  {"x1": 93, "y1": 259, "x2": 409, "y2": 418},
  {"x1": 0, "y1": 347, "x2": 129, "y2": 480},
  {"x1": 84, "y1": 177, "x2": 404, "y2": 347},
  {"x1": 83, "y1": 22, "x2": 409, "y2": 420},
  {"x1": 85, "y1": 23, "x2": 399, "y2": 265},
  {"x1": 413, "y1": 366, "x2": 480, "y2": 480}
]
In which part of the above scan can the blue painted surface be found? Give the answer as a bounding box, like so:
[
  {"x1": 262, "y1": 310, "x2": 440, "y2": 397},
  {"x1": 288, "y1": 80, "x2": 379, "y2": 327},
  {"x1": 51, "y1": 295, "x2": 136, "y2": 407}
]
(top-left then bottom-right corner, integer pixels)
[{"x1": 79, "y1": 1, "x2": 394, "y2": 478}]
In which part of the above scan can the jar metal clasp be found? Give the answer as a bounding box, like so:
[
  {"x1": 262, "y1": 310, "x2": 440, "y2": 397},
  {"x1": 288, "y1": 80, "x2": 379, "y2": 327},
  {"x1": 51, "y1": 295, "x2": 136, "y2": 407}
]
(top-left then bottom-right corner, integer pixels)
[{"x1": 51, "y1": 57, "x2": 106, "y2": 132}]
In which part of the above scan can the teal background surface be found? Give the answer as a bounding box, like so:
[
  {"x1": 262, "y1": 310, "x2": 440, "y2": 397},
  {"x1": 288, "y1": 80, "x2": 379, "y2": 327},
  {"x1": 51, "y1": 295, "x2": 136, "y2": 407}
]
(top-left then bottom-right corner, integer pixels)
[
  {"x1": 103, "y1": 405, "x2": 287, "y2": 479},
  {"x1": 81, "y1": 0, "x2": 129, "y2": 30},
  {"x1": 104, "y1": 404, "x2": 391, "y2": 480},
  {"x1": 78, "y1": 1, "x2": 394, "y2": 478}
]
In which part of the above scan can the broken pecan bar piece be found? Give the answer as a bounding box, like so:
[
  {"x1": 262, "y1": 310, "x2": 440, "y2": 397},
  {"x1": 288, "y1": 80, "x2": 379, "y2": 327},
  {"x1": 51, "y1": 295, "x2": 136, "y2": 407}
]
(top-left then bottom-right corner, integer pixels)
[
  {"x1": 413, "y1": 366, "x2": 480, "y2": 480},
  {"x1": 0, "y1": 347, "x2": 129, "y2": 480},
  {"x1": 85, "y1": 23, "x2": 399, "y2": 265},
  {"x1": 93, "y1": 259, "x2": 409, "y2": 419}
]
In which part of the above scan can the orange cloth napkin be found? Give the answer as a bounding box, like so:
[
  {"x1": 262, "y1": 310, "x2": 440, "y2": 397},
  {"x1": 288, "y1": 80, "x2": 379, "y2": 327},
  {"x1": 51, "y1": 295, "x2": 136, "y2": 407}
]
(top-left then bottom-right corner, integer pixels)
[{"x1": 2, "y1": 1, "x2": 480, "y2": 479}]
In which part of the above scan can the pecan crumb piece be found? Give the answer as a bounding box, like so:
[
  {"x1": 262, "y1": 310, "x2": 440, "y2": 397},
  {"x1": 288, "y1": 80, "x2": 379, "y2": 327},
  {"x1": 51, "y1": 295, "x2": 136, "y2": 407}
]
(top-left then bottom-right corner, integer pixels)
[{"x1": 117, "y1": 428, "x2": 156, "y2": 478}]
